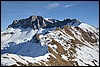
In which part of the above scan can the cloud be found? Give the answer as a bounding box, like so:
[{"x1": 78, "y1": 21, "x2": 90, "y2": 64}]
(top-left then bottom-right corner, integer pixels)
[
  {"x1": 46, "y1": 3, "x2": 61, "y2": 9},
  {"x1": 64, "y1": 4, "x2": 74, "y2": 8},
  {"x1": 46, "y1": 3, "x2": 74, "y2": 9}
]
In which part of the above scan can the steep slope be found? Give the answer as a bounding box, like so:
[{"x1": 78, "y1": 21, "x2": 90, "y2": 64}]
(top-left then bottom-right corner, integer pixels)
[{"x1": 1, "y1": 16, "x2": 99, "y2": 66}]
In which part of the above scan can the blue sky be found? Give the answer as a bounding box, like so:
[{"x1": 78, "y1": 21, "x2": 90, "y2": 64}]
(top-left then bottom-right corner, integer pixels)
[{"x1": 1, "y1": 1, "x2": 99, "y2": 30}]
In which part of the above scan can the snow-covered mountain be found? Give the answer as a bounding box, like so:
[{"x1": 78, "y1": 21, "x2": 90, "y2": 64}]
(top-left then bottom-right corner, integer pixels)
[{"x1": 1, "y1": 15, "x2": 99, "y2": 66}]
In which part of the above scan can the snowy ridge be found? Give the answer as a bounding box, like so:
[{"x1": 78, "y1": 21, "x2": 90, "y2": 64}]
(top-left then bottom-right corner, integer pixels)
[{"x1": 1, "y1": 16, "x2": 99, "y2": 66}]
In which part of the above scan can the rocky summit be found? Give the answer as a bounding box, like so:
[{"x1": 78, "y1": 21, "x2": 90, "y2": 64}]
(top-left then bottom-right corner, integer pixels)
[
  {"x1": 1, "y1": 15, "x2": 99, "y2": 66},
  {"x1": 8, "y1": 15, "x2": 81, "y2": 29}
]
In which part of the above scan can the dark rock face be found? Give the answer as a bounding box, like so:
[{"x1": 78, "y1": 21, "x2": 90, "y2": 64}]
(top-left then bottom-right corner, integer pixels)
[{"x1": 7, "y1": 15, "x2": 82, "y2": 29}]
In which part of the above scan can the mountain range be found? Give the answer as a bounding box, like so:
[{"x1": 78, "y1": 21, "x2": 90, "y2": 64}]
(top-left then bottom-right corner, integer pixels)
[{"x1": 1, "y1": 15, "x2": 99, "y2": 66}]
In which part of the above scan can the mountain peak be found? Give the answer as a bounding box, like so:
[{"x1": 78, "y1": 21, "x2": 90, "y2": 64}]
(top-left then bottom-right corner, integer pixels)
[
  {"x1": 29, "y1": 15, "x2": 43, "y2": 20},
  {"x1": 7, "y1": 15, "x2": 82, "y2": 30}
]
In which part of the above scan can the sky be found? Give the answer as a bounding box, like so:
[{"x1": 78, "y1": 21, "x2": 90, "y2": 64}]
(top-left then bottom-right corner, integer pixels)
[{"x1": 1, "y1": 1, "x2": 99, "y2": 30}]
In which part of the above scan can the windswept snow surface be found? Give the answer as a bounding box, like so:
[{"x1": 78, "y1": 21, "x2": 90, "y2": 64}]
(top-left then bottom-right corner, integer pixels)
[
  {"x1": 78, "y1": 23, "x2": 99, "y2": 33},
  {"x1": 1, "y1": 53, "x2": 56, "y2": 66},
  {"x1": 1, "y1": 28, "x2": 38, "y2": 44},
  {"x1": 75, "y1": 45, "x2": 99, "y2": 66}
]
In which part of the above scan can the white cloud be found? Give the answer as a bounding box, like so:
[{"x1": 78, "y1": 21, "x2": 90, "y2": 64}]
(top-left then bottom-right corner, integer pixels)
[
  {"x1": 46, "y1": 3, "x2": 61, "y2": 9},
  {"x1": 64, "y1": 4, "x2": 74, "y2": 8}
]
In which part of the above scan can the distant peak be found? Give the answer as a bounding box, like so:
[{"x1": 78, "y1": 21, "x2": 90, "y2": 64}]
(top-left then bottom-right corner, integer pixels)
[{"x1": 7, "y1": 15, "x2": 82, "y2": 29}]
